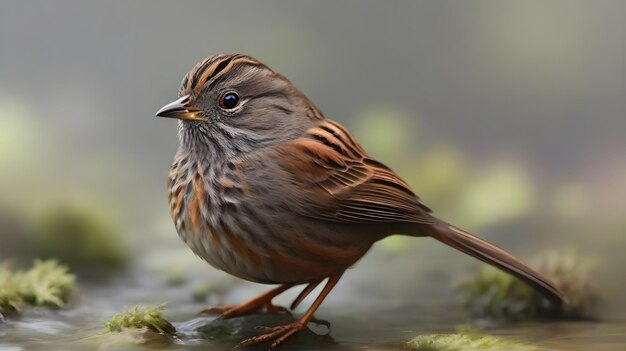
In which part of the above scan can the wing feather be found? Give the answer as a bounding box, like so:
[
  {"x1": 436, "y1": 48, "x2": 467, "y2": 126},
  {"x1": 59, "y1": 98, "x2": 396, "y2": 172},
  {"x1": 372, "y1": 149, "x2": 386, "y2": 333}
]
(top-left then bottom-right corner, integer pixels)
[{"x1": 272, "y1": 120, "x2": 434, "y2": 224}]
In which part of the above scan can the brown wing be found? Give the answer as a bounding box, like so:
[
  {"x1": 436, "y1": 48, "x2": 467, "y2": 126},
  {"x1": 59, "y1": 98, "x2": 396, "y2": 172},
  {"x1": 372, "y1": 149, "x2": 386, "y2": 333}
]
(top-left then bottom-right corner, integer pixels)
[{"x1": 272, "y1": 120, "x2": 435, "y2": 224}]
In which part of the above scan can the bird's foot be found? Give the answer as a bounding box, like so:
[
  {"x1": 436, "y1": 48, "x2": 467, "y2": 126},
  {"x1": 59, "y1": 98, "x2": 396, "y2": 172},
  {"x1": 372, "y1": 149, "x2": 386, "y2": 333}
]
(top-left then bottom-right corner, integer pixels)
[
  {"x1": 198, "y1": 284, "x2": 293, "y2": 320},
  {"x1": 238, "y1": 321, "x2": 306, "y2": 350}
]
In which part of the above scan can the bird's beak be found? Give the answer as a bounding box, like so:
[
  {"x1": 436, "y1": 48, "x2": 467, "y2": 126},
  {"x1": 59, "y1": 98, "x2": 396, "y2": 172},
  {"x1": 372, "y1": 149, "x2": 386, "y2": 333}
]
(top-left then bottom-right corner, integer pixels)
[{"x1": 155, "y1": 95, "x2": 204, "y2": 122}]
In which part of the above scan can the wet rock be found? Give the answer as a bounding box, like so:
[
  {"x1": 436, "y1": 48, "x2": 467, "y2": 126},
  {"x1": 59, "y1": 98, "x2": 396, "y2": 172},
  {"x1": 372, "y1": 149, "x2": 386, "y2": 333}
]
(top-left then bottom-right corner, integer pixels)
[{"x1": 184, "y1": 313, "x2": 336, "y2": 346}]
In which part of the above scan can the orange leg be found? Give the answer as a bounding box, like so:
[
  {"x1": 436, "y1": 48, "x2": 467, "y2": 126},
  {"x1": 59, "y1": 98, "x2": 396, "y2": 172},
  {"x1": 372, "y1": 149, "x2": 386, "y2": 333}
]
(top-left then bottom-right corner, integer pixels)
[
  {"x1": 239, "y1": 273, "x2": 343, "y2": 350},
  {"x1": 198, "y1": 283, "x2": 293, "y2": 320},
  {"x1": 290, "y1": 279, "x2": 322, "y2": 310}
]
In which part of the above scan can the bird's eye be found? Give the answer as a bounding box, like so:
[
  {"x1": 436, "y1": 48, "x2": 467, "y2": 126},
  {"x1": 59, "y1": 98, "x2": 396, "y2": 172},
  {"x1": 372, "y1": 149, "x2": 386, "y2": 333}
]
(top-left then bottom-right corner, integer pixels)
[{"x1": 219, "y1": 92, "x2": 240, "y2": 110}]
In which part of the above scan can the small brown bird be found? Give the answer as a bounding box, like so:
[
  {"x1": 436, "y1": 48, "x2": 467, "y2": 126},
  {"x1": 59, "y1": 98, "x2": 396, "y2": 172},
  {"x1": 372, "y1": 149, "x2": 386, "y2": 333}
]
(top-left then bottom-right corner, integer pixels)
[{"x1": 156, "y1": 54, "x2": 564, "y2": 349}]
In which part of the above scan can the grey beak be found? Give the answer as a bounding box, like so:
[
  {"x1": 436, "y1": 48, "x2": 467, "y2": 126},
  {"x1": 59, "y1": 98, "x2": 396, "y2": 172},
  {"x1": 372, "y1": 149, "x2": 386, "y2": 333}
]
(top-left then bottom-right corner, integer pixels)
[{"x1": 155, "y1": 95, "x2": 203, "y2": 121}]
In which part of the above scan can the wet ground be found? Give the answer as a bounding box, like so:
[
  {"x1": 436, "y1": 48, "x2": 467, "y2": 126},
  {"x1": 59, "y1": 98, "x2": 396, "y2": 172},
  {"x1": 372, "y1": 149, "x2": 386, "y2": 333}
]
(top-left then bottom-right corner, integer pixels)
[{"x1": 1, "y1": 243, "x2": 625, "y2": 351}]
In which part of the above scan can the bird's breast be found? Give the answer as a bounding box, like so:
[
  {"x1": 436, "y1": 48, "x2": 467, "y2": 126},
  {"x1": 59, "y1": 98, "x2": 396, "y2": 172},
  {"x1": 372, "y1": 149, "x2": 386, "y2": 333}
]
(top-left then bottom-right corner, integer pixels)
[{"x1": 166, "y1": 156, "x2": 371, "y2": 284}]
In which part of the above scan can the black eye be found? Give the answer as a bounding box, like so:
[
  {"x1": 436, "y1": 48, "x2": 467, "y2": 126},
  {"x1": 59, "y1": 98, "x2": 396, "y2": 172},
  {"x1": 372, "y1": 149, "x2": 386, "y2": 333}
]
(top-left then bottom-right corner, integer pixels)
[{"x1": 219, "y1": 92, "x2": 240, "y2": 110}]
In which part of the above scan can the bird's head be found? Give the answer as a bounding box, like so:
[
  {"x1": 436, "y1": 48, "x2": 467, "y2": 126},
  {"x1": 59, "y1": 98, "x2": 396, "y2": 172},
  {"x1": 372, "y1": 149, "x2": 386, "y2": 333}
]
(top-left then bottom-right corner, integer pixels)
[{"x1": 156, "y1": 54, "x2": 321, "y2": 155}]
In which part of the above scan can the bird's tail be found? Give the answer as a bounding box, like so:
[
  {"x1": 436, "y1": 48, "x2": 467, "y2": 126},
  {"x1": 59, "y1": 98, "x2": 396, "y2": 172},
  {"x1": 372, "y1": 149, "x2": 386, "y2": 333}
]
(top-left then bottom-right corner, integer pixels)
[{"x1": 429, "y1": 220, "x2": 565, "y2": 304}]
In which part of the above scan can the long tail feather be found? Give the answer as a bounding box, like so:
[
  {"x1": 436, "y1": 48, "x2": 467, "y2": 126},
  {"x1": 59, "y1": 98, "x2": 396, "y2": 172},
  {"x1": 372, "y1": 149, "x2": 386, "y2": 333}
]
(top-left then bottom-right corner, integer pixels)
[{"x1": 430, "y1": 220, "x2": 565, "y2": 304}]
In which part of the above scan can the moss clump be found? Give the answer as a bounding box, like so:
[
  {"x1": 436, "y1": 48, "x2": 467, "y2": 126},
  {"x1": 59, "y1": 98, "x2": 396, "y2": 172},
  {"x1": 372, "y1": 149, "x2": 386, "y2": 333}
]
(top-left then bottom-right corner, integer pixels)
[
  {"x1": 19, "y1": 259, "x2": 75, "y2": 308},
  {"x1": 459, "y1": 251, "x2": 597, "y2": 320},
  {"x1": 0, "y1": 265, "x2": 24, "y2": 313},
  {"x1": 0, "y1": 259, "x2": 75, "y2": 314},
  {"x1": 406, "y1": 333, "x2": 537, "y2": 351},
  {"x1": 105, "y1": 305, "x2": 176, "y2": 335},
  {"x1": 29, "y1": 205, "x2": 128, "y2": 268}
]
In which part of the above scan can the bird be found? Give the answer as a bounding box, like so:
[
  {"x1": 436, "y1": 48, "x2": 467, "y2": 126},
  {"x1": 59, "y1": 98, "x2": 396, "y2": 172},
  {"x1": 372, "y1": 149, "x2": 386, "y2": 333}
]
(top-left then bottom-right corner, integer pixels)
[{"x1": 155, "y1": 53, "x2": 565, "y2": 349}]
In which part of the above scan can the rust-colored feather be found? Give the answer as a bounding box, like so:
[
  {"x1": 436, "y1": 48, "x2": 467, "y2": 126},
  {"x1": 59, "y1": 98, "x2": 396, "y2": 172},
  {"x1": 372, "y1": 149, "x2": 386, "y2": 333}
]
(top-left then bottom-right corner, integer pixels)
[
  {"x1": 186, "y1": 54, "x2": 265, "y2": 94},
  {"x1": 274, "y1": 120, "x2": 434, "y2": 224},
  {"x1": 188, "y1": 172, "x2": 205, "y2": 232}
]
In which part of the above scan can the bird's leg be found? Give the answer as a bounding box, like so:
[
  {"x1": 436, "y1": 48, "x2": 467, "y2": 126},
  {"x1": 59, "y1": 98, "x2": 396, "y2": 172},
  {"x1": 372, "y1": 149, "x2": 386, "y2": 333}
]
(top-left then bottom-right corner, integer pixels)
[
  {"x1": 198, "y1": 284, "x2": 294, "y2": 320},
  {"x1": 290, "y1": 279, "x2": 322, "y2": 310},
  {"x1": 239, "y1": 273, "x2": 343, "y2": 350}
]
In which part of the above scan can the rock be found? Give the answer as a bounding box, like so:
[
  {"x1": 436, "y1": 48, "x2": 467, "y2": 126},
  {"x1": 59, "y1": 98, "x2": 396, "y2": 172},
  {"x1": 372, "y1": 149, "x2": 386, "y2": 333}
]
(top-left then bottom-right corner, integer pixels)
[{"x1": 180, "y1": 313, "x2": 336, "y2": 346}]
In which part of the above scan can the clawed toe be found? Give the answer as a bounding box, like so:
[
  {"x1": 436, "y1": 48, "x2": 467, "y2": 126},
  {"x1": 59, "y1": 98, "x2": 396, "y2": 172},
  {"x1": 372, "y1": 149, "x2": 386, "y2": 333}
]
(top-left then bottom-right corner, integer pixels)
[{"x1": 238, "y1": 322, "x2": 305, "y2": 350}]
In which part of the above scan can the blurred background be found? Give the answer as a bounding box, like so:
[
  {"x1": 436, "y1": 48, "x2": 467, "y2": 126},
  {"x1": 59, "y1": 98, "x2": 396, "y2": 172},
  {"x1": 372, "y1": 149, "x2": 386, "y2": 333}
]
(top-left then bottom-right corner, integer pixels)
[{"x1": 1, "y1": 1, "x2": 625, "y2": 349}]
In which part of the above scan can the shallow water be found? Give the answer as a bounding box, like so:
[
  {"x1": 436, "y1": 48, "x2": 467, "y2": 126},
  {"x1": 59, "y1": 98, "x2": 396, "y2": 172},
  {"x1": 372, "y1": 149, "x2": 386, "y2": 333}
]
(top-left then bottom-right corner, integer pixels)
[
  {"x1": 3, "y1": 306, "x2": 626, "y2": 351},
  {"x1": 1, "y1": 243, "x2": 625, "y2": 351}
]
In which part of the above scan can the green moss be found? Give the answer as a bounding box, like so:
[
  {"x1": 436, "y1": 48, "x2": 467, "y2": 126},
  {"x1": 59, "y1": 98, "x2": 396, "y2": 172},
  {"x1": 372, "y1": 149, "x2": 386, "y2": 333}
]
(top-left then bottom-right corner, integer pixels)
[
  {"x1": 0, "y1": 265, "x2": 24, "y2": 313},
  {"x1": 29, "y1": 205, "x2": 128, "y2": 268},
  {"x1": 459, "y1": 252, "x2": 596, "y2": 320},
  {"x1": 0, "y1": 259, "x2": 75, "y2": 314},
  {"x1": 19, "y1": 259, "x2": 75, "y2": 308},
  {"x1": 105, "y1": 305, "x2": 176, "y2": 335},
  {"x1": 405, "y1": 333, "x2": 537, "y2": 351}
]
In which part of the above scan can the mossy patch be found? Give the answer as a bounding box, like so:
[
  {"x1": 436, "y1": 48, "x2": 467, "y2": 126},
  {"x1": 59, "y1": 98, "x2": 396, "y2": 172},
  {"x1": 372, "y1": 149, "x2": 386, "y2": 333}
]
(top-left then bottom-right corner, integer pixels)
[
  {"x1": 459, "y1": 251, "x2": 597, "y2": 320},
  {"x1": 0, "y1": 259, "x2": 75, "y2": 314},
  {"x1": 19, "y1": 259, "x2": 75, "y2": 308},
  {"x1": 405, "y1": 333, "x2": 537, "y2": 351},
  {"x1": 0, "y1": 265, "x2": 24, "y2": 313},
  {"x1": 105, "y1": 305, "x2": 176, "y2": 335}
]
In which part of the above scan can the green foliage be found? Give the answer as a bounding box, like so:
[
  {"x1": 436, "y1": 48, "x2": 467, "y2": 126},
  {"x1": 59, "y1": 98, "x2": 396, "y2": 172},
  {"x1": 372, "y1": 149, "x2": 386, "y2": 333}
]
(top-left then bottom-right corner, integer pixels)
[
  {"x1": 105, "y1": 305, "x2": 176, "y2": 335},
  {"x1": 459, "y1": 252, "x2": 596, "y2": 320},
  {"x1": 405, "y1": 333, "x2": 537, "y2": 351},
  {"x1": 29, "y1": 204, "x2": 128, "y2": 268},
  {"x1": 0, "y1": 259, "x2": 75, "y2": 314}
]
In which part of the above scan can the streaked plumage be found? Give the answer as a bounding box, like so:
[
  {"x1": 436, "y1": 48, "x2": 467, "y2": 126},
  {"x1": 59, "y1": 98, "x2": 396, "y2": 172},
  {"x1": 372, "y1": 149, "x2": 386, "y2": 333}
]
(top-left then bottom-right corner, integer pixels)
[{"x1": 157, "y1": 54, "x2": 565, "y2": 350}]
